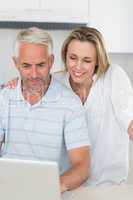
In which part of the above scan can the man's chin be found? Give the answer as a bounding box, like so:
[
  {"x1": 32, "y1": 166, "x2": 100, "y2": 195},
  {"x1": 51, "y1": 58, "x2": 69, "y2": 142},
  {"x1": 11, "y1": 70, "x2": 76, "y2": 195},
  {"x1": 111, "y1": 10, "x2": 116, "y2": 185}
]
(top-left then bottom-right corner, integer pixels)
[
  {"x1": 27, "y1": 87, "x2": 44, "y2": 95},
  {"x1": 23, "y1": 84, "x2": 44, "y2": 93},
  {"x1": 29, "y1": 80, "x2": 43, "y2": 85}
]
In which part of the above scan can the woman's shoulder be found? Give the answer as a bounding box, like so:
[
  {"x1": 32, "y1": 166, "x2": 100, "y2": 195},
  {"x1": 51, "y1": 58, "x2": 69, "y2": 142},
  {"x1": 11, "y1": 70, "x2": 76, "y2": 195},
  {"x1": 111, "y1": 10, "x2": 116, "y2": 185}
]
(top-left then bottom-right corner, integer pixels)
[
  {"x1": 106, "y1": 64, "x2": 127, "y2": 77},
  {"x1": 104, "y1": 64, "x2": 132, "y2": 94},
  {"x1": 103, "y1": 64, "x2": 129, "y2": 83},
  {"x1": 95, "y1": 64, "x2": 131, "y2": 93}
]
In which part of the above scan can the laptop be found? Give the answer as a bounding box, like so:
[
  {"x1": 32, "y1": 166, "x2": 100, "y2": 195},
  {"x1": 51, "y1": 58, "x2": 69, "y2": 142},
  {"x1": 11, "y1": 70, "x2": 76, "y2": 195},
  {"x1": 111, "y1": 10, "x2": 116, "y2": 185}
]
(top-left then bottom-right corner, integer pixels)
[{"x1": 0, "y1": 158, "x2": 61, "y2": 200}]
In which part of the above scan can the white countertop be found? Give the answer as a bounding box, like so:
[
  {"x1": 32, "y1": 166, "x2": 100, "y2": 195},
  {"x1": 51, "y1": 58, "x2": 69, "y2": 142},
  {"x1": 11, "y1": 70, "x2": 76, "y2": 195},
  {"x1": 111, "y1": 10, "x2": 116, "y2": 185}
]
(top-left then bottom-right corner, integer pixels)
[{"x1": 62, "y1": 184, "x2": 133, "y2": 200}]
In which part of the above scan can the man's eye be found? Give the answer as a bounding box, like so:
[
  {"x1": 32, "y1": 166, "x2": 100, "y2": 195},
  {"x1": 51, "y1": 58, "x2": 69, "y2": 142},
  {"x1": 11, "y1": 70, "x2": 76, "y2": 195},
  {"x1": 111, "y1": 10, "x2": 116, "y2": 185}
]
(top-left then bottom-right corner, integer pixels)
[
  {"x1": 36, "y1": 63, "x2": 46, "y2": 68},
  {"x1": 38, "y1": 64, "x2": 45, "y2": 67},
  {"x1": 21, "y1": 65, "x2": 30, "y2": 68}
]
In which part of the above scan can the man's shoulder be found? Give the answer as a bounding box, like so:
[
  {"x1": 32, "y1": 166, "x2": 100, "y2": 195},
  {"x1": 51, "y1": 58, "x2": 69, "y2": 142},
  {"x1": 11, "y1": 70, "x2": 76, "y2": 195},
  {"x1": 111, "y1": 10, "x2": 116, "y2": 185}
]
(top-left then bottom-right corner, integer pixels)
[
  {"x1": 0, "y1": 86, "x2": 18, "y2": 102},
  {"x1": 0, "y1": 88, "x2": 12, "y2": 108},
  {"x1": 52, "y1": 77, "x2": 82, "y2": 108},
  {"x1": 52, "y1": 76, "x2": 75, "y2": 97},
  {"x1": 53, "y1": 70, "x2": 66, "y2": 80},
  {"x1": 0, "y1": 87, "x2": 11, "y2": 98},
  {"x1": 52, "y1": 70, "x2": 68, "y2": 86}
]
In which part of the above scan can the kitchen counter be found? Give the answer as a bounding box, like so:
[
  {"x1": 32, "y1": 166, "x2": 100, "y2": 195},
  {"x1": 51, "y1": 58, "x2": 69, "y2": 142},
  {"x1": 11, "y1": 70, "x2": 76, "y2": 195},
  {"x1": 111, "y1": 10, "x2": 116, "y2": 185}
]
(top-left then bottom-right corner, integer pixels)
[{"x1": 62, "y1": 184, "x2": 133, "y2": 200}]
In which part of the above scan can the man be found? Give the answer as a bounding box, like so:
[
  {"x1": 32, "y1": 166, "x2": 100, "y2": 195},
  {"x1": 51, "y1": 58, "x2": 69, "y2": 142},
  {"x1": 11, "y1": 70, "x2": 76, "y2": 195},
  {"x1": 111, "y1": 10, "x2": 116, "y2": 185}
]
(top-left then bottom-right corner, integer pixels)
[{"x1": 0, "y1": 27, "x2": 90, "y2": 192}]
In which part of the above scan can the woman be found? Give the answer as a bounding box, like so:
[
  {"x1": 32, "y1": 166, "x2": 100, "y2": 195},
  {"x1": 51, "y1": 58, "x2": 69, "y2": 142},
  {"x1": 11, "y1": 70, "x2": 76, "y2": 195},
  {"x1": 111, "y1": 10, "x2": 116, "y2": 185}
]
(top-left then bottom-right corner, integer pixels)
[
  {"x1": 54, "y1": 27, "x2": 133, "y2": 186},
  {"x1": 7, "y1": 26, "x2": 133, "y2": 186}
]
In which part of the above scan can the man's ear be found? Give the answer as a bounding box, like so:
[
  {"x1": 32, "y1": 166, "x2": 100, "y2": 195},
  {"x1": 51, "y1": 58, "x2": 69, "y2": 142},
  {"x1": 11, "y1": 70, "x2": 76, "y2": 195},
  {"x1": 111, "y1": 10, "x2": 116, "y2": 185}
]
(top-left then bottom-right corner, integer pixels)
[
  {"x1": 12, "y1": 57, "x2": 18, "y2": 69},
  {"x1": 49, "y1": 54, "x2": 54, "y2": 69}
]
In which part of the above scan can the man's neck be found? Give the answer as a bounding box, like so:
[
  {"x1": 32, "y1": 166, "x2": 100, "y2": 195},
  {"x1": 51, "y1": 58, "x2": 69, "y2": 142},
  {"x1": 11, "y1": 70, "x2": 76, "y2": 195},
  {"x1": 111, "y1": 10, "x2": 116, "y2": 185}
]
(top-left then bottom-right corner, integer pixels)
[{"x1": 23, "y1": 92, "x2": 43, "y2": 105}]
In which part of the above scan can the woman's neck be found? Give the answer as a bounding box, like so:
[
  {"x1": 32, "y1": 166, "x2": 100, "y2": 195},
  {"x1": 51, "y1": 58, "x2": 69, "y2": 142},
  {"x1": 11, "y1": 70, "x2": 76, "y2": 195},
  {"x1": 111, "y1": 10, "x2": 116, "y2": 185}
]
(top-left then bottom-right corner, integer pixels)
[{"x1": 69, "y1": 78, "x2": 93, "y2": 105}]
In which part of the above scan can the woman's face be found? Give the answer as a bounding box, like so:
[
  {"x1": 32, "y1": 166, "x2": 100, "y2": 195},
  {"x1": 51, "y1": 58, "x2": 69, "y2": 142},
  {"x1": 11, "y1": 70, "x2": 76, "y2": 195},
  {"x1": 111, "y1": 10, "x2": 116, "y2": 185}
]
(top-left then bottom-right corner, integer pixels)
[{"x1": 66, "y1": 39, "x2": 97, "y2": 85}]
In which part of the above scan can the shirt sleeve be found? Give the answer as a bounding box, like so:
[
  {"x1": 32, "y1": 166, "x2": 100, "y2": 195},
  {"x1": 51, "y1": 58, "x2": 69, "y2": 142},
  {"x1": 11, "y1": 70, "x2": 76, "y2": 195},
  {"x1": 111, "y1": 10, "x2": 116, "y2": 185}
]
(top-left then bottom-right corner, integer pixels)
[
  {"x1": 0, "y1": 89, "x2": 8, "y2": 142},
  {"x1": 0, "y1": 123, "x2": 4, "y2": 142},
  {"x1": 111, "y1": 65, "x2": 133, "y2": 131},
  {"x1": 64, "y1": 101, "x2": 90, "y2": 150}
]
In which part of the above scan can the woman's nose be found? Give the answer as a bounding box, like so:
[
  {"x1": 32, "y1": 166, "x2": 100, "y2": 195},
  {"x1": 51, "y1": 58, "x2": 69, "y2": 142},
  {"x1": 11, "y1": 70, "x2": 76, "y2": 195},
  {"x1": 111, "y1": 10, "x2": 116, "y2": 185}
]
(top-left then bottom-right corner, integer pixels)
[{"x1": 75, "y1": 61, "x2": 82, "y2": 70}]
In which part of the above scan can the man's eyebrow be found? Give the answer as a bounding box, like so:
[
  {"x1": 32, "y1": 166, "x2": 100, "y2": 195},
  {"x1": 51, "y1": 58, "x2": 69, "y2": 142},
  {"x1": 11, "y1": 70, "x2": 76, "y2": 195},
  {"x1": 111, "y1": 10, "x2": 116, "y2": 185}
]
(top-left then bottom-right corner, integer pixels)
[
  {"x1": 36, "y1": 62, "x2": 46, "y2": 65},
  {"x1": 21, "y1": 62, "x2": 31, "y2": 65},
  {"x1": 21, "y1": 62, "x2": 46, "y2": 65}
]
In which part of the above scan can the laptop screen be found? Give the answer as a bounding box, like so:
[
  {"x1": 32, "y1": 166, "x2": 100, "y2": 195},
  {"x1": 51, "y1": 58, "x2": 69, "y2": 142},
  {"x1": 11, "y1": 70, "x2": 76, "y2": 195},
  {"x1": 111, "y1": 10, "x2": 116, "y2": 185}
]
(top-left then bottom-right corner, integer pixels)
[{"x1": 0, "y1": 158, "x2": 61, "y2": 200}]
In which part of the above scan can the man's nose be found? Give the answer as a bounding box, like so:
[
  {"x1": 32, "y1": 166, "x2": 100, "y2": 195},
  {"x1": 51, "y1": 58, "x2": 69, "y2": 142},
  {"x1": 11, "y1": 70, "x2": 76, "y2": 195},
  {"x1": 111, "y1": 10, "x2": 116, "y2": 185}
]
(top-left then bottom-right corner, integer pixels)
[{"x1": 31, "y1": 66, "x2": 38, "y2": 78}]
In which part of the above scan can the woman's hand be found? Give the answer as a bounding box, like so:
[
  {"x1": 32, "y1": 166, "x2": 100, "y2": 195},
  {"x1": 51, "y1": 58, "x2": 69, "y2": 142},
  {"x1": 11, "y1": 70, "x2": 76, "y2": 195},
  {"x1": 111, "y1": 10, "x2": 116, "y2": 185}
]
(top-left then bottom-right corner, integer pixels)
[
  {"x1": 5, "y1": 77, "x2": 19, "y2": 89},
  {"x1": 128, "y1": 120, "x2": 133, "y2": 140}
]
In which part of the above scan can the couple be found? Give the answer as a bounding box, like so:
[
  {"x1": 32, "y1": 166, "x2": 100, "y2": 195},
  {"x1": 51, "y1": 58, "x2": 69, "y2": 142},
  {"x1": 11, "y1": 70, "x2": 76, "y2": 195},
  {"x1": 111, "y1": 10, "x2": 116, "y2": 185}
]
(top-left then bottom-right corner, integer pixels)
[{"x1": 0, "y1": 26, "x2": 133, "y2": 192}]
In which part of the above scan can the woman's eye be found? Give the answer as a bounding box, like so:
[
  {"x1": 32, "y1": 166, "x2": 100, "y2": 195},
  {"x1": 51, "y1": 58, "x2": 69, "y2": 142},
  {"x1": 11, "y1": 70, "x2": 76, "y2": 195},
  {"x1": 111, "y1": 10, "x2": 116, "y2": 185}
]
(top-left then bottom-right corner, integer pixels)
[{"x1": 84, "y1": 60, "x2": 92, "y2": 63}]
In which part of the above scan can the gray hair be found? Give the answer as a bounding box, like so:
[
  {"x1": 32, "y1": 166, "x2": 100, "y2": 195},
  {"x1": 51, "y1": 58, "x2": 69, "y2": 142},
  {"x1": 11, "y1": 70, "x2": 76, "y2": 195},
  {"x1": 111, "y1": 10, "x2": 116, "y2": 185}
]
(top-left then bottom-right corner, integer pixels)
[{"x1": 14, "y1": 27, "x2": 53, "y2": 57}]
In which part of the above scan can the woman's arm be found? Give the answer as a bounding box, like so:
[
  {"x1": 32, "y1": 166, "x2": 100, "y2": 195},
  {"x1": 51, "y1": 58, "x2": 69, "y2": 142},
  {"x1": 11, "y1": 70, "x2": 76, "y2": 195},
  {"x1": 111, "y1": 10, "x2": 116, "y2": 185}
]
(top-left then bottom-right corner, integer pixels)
[{"x1": 128, "y1": 120, "x2": 133, "y2": 140}]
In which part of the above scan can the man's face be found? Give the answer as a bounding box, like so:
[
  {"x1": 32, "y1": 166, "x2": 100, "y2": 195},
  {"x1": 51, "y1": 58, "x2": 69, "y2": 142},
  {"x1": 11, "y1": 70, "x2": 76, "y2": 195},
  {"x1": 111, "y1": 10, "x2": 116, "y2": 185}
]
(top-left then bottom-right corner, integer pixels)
[{"x1": 13, "y1": 42, "x2": 54, "y2": 93}]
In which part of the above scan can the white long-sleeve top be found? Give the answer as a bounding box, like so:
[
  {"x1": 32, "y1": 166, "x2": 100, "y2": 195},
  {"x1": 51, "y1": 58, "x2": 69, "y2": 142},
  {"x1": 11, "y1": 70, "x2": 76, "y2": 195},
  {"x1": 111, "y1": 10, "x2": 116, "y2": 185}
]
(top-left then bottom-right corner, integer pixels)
[{"x1": 54, "y1": 64, "x2": 133, "y2": 185}]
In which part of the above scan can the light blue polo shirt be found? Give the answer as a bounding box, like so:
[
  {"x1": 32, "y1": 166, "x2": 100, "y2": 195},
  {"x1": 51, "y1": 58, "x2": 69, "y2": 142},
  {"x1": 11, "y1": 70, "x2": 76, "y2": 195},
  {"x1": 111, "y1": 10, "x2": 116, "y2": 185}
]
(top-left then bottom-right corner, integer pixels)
[{"x1": 0, "y1": 76, "x2": 90, "y2": 171}]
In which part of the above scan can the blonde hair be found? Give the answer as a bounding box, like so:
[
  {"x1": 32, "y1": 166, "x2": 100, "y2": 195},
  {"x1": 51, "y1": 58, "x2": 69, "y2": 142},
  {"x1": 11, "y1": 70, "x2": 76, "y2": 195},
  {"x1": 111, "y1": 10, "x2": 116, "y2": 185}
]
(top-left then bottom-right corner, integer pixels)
[
  {"x1": 14, "y1": 27, "x2": 53, "y2": 57},
  {"x1": 61, "y1": 26, "x2": 110, "y2": 78}
]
